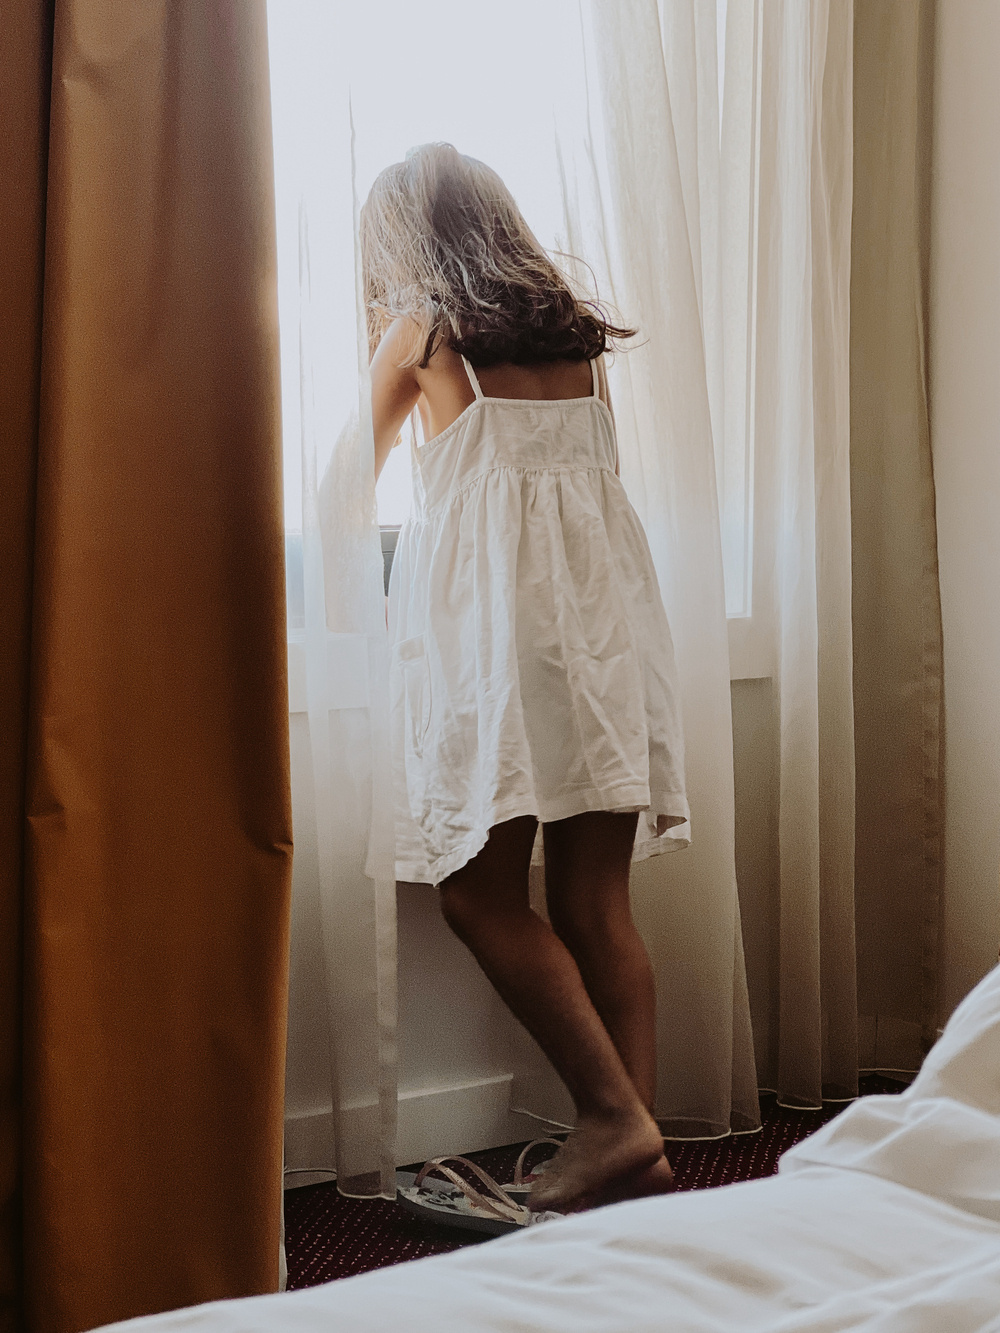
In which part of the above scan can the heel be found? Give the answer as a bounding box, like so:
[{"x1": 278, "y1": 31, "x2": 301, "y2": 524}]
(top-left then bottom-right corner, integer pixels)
[{"x1": 589, "y1": 1154, "x2": 675, "y2": 1208}]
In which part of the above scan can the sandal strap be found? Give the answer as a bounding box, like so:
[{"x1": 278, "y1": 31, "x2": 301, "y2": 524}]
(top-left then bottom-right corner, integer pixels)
[
  {"x1": 414, "y1": 1156, "x2": 527, "y2": 1224},
  {"x1": 513, "y1": 1137, "x2": 564, "y2": 1188}
]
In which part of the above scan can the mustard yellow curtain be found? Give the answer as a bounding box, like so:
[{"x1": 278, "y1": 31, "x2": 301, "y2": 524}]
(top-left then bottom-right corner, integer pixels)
[{"x1": 0, "y1": 4, "x2": 292, "y2": 1330}]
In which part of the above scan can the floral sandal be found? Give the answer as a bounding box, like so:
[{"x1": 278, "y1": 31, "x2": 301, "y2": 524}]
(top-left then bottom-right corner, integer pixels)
[{"x1": 396, "y1": 1145, "x2": 564, "y2": 1236}]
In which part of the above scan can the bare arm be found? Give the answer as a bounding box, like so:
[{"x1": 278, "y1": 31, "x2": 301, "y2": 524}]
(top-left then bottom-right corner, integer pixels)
[{"x1": 370, "y1": 318, "x2": 422, "y2": 479}]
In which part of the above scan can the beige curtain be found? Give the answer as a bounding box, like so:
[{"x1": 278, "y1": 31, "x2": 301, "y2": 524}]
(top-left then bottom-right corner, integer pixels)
[
  {"x1": 851, "y1": 0, "x2": 943, "y2": 1070},
  {"x1": 741, "y1": 0, "x2": 944, "y2": 1100},
  {"x1": 1, "y1": 3, "x2": 292, "y2": 1330}
]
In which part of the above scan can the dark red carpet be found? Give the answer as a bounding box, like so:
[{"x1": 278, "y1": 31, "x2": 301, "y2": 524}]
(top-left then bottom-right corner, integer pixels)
[{"x1": 284, "y1": 1074, "x2": 908, "y2": 1290}]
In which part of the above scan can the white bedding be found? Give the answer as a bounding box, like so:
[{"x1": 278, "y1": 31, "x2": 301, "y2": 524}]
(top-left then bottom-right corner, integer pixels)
[{"x1": 99, "y1": 965, "x2": 1000, "y2": 1332}]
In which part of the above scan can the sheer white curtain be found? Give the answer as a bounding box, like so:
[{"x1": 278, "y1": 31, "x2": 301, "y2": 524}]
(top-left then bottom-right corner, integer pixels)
[
  {"x1": 563, "y1": 0, "x2": 857, "y2": 1115},
  {"x1": 268, "y1": 10, "x2": 397, "y2": 1196},
  {"x1": 611, "y1": 0, "x2": 857, "y2": 1115},
  {"x1": 750, "y1": 0, "x2": 857, "y2": 1105},
  {"x1": 581, "y1": 0, "x2": 856, "y2": 1112}
]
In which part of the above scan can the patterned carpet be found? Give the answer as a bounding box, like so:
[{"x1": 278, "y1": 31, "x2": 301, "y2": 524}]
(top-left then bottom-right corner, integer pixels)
[{"x1": 284, "y1": 1074, "x2": 909, "y2": 1290}]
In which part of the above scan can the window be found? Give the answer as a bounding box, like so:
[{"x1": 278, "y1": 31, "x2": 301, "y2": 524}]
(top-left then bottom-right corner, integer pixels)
[{"x1": 271, "y1": 1, "x2": 767, "y2": 676}]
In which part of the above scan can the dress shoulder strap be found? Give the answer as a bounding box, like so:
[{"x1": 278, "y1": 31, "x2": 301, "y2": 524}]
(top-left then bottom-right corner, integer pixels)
[
  {"x1": 460, "y1": 355, "x2": 485, "y2": 401},
  {"x1": 590, "y1": 355, "x2": 600, "y2": 399},
  {"x1": 592, "y1": 354, "x2": 620, "y2": 476}
]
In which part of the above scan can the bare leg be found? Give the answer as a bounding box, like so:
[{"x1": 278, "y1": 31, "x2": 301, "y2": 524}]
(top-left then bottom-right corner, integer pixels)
[
  {"x1": 438, "y1": 816, "x2": 667, "y2": 1210},
  {"x1": 543, "y1": 811, "x2": 658, "y2": 1112}
]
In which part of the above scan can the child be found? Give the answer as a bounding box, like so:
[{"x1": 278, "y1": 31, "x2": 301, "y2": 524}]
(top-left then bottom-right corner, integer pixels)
[{"x1": 363, "y1": 143, "x2": 688, "y2": 1213}]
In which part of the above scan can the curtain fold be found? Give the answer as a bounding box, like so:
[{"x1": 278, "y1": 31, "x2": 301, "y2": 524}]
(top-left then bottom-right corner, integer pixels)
[
  {"x1": 746, "y1": 0, "x2": 858, "y2": 1106},
  {"x1": 0, "y1": 6, "x2": 53, "y2": 1328},
  {"x1": 1, "y1": 2, "x2": 293, "y2": 1329},
  {"x1": 851, "y1": 0, "x2": 943, "y2": 1069}
]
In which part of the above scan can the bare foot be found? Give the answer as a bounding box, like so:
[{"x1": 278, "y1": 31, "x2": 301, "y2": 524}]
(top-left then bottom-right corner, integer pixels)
[
  {"x1": 588, "y1": 1154, "x2": 674, "y2": 1208},
  {"x1": 527, "y1": 1108, "x2": 665, "y2": 1212}
]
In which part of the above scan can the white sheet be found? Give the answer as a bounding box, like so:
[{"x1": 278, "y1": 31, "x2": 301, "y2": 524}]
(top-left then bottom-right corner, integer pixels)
[{"x1": 98, "y1": 965, "x2": 1000, "y2": 1332}]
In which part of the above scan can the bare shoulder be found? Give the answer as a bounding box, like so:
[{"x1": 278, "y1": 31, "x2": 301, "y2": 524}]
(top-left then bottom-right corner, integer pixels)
[
  {"x1": 373, "y1": 316, "x2": 424, "y2": 372},
  {"x1": 376, "y1": 318, "x2": 466, "y2": 383}
]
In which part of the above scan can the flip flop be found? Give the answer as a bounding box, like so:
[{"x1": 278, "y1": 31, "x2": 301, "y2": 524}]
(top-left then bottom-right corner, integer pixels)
[
  {"x1": 396, "y1": 1155, "x2": 563, "y2": 1236},
  {"x1": 500, "y1": 1137, "x2": 565, "y2": 1199}
]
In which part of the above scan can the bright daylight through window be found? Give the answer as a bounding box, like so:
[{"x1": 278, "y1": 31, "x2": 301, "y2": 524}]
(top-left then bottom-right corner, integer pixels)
[{"x1": 269, "y1": 0, "x2": 758, "y2": 632}]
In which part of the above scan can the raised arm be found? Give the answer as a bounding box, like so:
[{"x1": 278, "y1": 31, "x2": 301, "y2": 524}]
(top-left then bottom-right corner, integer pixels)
[{"x1": 370, "y1": 318, "x2": 422, "y2": 479}]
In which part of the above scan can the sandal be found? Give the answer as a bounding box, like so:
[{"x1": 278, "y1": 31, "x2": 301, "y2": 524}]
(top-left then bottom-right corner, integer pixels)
[
  {"x1": 396, "y1": 1154, "x2": 563, "y2": 1236},
  {"x1": 501, "y1": 1137, "x2": 565, "y2": 1199}
]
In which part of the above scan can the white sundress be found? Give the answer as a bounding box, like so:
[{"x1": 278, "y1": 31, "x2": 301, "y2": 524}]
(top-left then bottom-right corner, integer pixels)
[{"x1": 387, "y1": 354, "x2": 689, "y2": 886}]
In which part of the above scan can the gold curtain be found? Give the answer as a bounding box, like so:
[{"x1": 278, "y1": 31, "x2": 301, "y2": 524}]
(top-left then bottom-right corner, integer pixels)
[
  {"x1": 851, "y1": 0, "x2": 944, "y2": 1066},
  {"x1": 0, "y1": 3, "x2": 292, "y2": 1330}
]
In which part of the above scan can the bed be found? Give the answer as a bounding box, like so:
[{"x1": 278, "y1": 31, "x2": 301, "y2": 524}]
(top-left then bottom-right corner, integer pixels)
[{"x1": 99, "y1": 964, "x2": 1000, "y2": 1332}]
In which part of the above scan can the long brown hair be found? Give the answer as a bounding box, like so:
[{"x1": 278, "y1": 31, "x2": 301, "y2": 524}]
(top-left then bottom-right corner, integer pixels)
[{"x1": 360, "y1": 142, "x2": 635, "y2": 367}]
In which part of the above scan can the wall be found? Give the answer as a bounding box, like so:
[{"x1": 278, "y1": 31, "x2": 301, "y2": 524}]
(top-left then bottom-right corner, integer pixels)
[{"x1": 930, "y1": 0, "x2": 1000, "y2": 1019}]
